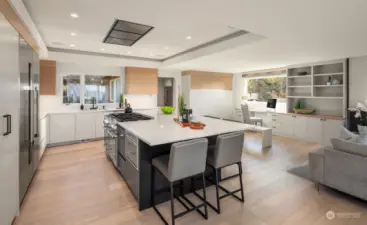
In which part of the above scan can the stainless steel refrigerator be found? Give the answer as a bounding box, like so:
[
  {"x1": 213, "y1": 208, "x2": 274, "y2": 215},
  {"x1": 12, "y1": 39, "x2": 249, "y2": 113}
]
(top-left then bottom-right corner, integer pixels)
[{"x1": 19, "y1": 37, "x2": 40, "y2": 203}]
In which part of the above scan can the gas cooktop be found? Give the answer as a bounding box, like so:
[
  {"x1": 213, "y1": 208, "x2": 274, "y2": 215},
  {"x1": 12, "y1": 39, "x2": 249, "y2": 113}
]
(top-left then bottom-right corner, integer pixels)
[{"x1": 110, "y1": 113, "x2": 153, "y2": 122}]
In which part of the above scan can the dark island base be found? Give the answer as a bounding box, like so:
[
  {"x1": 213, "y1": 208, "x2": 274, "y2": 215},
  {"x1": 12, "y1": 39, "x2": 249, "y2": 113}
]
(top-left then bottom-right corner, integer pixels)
[{"x1": 138, "y1": 135, "x2": 219, "y2": 211}]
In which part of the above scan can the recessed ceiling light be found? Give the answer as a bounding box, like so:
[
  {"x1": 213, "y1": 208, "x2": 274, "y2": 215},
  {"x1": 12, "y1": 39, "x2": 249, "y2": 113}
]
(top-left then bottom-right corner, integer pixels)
[
  {"x1": 70, "y1": 44, "x2": 75, "y2": 47},
  {"x1": 150, "y1": 52, "x2": 154, "y2": 56},
  {"x1": 100, "y1": 48, "x2": 105, "y2": 51},
  {"x1": 186, "y1": 36, "x2": 192, "y2": 40},
  {"x1": 70, "y1": 32, "x2": 77, "y2": 36},
  {"x1": 70, "y1": 13, "x2": 79, "y2": 18},
  {"x1": 127, "y1": 51, "x2": 131, "y2": 54},
  {"x1": 164, "y1": 46, "x2": 169, "y2": 50}
]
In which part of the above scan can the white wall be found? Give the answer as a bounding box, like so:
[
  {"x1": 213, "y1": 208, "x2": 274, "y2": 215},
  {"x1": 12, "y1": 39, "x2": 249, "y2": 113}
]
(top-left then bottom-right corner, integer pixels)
[
  {"x1": 190, "y1": 90, "x2": 233, "y2": 119},
  {"x1": 232, "y1": 73, "x2": 246, "y2": 109},
  {"x1": 40, "y1": 62, "x2": 124, "y2": 115},
  {"x1": 350, "y1": 56, "x2": 367, "y2": 107}
]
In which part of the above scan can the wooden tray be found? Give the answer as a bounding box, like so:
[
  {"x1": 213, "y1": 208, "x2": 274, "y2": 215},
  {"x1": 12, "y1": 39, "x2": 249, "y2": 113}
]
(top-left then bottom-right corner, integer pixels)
[
  {"x1": 173, "y1": 118, "x2": 206, "y2": 130},
  {"x1": 293, "y1": 108, "x2": 315, "y2": 114}
]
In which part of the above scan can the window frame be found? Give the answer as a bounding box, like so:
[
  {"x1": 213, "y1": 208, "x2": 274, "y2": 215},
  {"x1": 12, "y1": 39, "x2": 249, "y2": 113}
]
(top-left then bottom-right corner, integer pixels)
[
  {"x1": 62, "y1": 74, "x2": 82, "y2": 105},
  {"x1": 61, "y1": 74, "x2": 123, "y2": 105}
]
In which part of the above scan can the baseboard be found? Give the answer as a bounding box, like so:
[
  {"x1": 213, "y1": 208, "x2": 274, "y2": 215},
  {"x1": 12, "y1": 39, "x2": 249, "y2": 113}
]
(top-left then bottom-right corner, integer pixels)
[{"x1": 47, "y1": 137, "x2": 104, "y2": 148}]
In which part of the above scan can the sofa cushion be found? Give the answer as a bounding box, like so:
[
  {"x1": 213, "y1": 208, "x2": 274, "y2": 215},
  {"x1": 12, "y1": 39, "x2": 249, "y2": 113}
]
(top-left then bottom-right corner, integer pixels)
[{"x1": 331, "y1": 138, "x2": 367, "y2": 157}]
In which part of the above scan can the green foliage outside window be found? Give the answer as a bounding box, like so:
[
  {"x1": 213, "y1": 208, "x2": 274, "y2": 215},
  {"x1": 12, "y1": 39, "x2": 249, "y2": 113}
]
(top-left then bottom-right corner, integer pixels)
[{"x1": 248, "y1": 77, "x2": 286, "y2": 101}]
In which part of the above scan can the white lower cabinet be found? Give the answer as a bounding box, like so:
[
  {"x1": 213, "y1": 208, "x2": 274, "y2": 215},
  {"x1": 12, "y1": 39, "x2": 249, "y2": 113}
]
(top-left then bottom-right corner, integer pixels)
[
  {"x1": 293, "y1": 116, "x2": 308, "y2": 140},
  {"x1": 48, "y1": 112, "x2": 107, "y2": 144},
  {"x1": 76, "y1": 113, "x2": 96, "y2": 140},
  {"x1": 40, "y1": 116, "x2": 48, "y2": 157},
  {"x1": 49, "y1": 114, "x2": 76, "y2": 144},
  {"x1": 306, "y1": 117, "x2": 323, "y2": 144},
  {"x1": 271, "y1": 113, "x2": 343, "y2": 145}
]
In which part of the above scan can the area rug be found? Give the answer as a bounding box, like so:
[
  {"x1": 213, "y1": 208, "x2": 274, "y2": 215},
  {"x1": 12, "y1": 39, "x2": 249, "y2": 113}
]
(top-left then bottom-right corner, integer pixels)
[{"x1": 287, "y1": 163, "x2": 311, "y2": 181}]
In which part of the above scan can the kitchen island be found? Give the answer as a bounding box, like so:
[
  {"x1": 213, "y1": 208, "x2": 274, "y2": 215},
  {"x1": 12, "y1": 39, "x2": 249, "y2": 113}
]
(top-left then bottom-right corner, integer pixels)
[{"x1": 116, "y1": 114, "x2": 256, "y2": 210}]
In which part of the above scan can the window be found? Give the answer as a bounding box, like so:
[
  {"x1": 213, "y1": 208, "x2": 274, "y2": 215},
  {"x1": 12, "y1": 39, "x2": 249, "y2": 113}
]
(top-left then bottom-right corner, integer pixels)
[
  {"x1": 247, "y1": 77, "x2": 286, "y2": 101},
  {"x1": 63, "y1": 75, "x2": 80, "y2": 104},
  {"x1": 84, "y1": 75, "x2": 120, "y2": 104}
]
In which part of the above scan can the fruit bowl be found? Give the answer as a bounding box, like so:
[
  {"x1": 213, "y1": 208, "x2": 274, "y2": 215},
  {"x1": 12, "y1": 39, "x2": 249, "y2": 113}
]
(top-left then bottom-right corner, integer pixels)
[{"x1": 161, "y1": 106, "x2": 175, "y2": 114}]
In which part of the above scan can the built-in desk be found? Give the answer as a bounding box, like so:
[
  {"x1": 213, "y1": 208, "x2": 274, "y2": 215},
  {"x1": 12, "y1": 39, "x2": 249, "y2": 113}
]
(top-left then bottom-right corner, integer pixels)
[{"x1": 233, "y1": 108, "x2": 344, "y2": 146}]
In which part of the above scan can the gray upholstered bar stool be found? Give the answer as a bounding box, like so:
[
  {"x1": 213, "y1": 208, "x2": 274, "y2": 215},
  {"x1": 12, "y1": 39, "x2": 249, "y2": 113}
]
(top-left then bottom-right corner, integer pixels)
[
  {"x1": 151, "y1": 138, "x2": 209, "y2": 225},
  {"x1": 194, "y1": 132, "x2": 245, "y2": 214}
]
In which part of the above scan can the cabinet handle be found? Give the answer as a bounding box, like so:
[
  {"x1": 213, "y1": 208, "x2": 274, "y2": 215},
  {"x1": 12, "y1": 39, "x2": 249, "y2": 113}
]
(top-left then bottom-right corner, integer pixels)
[{"x1": 3, "y1": 114, "x2": 11, "y2": 136}]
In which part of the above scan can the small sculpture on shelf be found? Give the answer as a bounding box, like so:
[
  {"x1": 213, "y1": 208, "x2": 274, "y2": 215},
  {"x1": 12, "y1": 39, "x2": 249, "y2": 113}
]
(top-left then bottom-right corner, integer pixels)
[
  {"x1": 326, "y1": 76, "x2": 332, "y2": 85},
  {"x1": 297, "y1": 71, "x2": 308, "y2": 76}
]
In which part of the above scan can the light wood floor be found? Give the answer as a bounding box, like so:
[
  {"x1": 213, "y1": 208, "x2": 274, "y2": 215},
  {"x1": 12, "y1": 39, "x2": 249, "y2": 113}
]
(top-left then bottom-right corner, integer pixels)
[{"x1": 14, "y1": 133, "x2": 367, "y2": 225}]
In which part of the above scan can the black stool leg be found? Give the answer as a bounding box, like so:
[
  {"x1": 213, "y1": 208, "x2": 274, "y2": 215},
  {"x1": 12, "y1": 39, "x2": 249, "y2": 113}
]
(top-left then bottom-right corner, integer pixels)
[
  {"x1": 170, "y1": 182, "x2": 175, "y2": 225},
  {"x1": 202, "y1": 173, "x2": 208, "y2": 219},
  {"x1": 238, "y1": 162, "x2": 245, "y2": 202},
  {"x1": 215, "y1": 168, "x2": 221, "y2": 214}
]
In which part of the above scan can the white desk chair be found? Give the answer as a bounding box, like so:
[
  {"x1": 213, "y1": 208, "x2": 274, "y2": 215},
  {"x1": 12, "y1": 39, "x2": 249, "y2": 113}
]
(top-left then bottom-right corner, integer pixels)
[{"x1": 241, "y1": 103, "x2": 263, "y2": 126}]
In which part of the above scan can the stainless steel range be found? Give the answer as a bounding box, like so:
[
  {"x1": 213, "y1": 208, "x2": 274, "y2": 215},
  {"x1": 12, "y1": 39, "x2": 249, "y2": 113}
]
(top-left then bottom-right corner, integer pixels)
[{"x1": 103, "y1": 112, "x2": 153, "y2": 169}]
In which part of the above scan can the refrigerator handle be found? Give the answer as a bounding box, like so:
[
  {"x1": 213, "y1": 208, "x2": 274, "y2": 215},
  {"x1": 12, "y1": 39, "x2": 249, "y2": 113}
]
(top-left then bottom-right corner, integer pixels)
[
  {"x1": 34, "y1": 87, "x2": 39, "y2": 138},
  {"x1": 3, "y1": 114, "x2": 11, "y2": 136}
]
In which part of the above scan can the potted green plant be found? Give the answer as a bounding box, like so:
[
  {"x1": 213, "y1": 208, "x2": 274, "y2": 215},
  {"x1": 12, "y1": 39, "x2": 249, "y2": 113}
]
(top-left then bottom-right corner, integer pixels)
[
  {"x1": 119, "y1": 94, "x2": 124, "y2": 108},
  {"x1": 178, "y1": 93, "x2": 185, "y2": 118}
]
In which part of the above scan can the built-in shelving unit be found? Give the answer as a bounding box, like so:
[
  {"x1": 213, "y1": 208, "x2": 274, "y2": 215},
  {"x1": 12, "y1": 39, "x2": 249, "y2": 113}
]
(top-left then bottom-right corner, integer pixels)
[{"x1": 286, "y1": 59, "x2": 346, "y2": 117}]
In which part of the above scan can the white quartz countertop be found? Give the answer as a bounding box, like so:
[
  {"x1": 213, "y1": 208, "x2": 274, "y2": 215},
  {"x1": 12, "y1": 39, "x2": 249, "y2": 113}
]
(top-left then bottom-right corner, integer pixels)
[{"x1": 117, "y1": 114, "x2": 256, "y2": 146}]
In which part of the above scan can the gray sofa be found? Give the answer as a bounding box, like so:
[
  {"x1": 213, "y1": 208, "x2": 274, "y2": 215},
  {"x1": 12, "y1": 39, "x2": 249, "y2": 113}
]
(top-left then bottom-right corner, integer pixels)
[{"x1": 309, "y1": 138, "x2": 367, "y2": 201}]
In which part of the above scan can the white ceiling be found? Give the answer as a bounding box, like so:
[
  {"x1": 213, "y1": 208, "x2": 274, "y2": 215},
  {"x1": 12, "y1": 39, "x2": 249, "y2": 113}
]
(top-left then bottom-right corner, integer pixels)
[
  {"x1": 22, "y1": 0, "x2": 239, "y2": 59},
  {"x1": 23, "y1": 0, "x2": 367, "y2": 73}
]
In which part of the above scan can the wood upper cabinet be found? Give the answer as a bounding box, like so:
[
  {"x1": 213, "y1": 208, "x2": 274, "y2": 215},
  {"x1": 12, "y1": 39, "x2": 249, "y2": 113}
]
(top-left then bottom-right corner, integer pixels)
[
  {"x1": 182, "y1": 70, "x2": 232, "y2": 90},
  {"x1": 125, "y1": 67, "x2": 158, "y2": 94},
  {"x1": 40, "y1": 60, "x2": 56, "y2": 95}
]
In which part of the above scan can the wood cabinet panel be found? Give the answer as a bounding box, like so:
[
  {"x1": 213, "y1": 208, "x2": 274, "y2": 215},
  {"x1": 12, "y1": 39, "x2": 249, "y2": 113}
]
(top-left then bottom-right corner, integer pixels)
[
  {"x1": 125, "y1": 67, "x2": 158, "y2": 94},
  {"x1": 40, "y1": 60, "x2": 56, "y2": 95},
  {"x1": 182, "y1": 70, "x2": 232, "y2": 90}
]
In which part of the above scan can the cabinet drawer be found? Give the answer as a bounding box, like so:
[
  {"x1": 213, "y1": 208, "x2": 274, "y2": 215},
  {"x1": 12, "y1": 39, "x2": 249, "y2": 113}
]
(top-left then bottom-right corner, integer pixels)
[{"x1": 124, "y1": 158, "x2": 139, "y2": 200}]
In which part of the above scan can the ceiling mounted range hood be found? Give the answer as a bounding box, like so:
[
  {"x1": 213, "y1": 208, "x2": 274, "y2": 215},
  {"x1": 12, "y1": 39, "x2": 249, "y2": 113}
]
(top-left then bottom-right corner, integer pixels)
[{"x1": 103, "y1": 19, "x2": 154, "y2": 46}]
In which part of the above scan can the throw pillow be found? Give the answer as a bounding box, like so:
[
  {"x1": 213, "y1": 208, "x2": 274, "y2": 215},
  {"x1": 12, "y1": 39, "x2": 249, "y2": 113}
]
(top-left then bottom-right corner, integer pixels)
[{"x1": 339, "y1": 126, "x2": 358, "y2": 142}]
